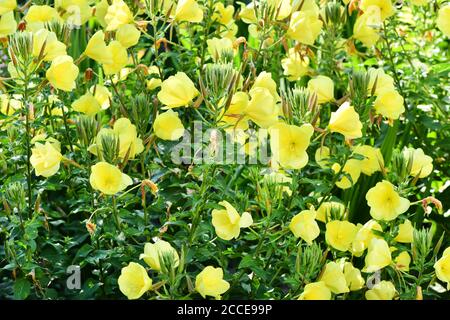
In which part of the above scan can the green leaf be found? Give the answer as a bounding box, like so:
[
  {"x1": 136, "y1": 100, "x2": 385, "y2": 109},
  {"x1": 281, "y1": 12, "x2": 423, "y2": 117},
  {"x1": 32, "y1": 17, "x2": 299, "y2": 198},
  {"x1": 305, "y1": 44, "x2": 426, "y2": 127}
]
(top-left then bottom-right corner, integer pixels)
[{"x1": 13, "y1": 278, "x2": 31, "y2": 300}]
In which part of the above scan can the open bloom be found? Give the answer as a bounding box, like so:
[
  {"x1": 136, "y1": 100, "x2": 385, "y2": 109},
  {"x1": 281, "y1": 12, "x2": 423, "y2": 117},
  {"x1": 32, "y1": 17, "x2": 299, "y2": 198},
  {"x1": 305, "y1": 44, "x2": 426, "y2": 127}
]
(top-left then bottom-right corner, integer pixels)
[
  {"x1": 368, "y1": 68, "x2": 395, "y2": 95},
  {"x1": 157, "y1": 72, "x2": 199, "y2": 108},
  {"x1": 402, "y1": 147, "x2": 433, "y2": 178},
  {"x1": 140, "y1": 240, "x2": 180, "y2": 272},
  {"x1": 104, "y1": 0, "x2": 134, "y2": 31},
  {"x1": 434, "y1": 248, "x2": 450, "y2": 290},
  {"x1": 332, "y1": 159, "x2": 362, "y2": 189},
  {"x1": 245, "y1": 88, "x2": 278, "y2": 128},
  {"x1": 373, "y1": 90, "x2": 405, "y2": 120},
  {"x1": 307, "y1": 76, "x2": 334, "y2": 104},
  {"x1": 287, "y1": 10, "x2": 323, "y2": 45},
  {"x1": 365, "y1": 281, "x2": 396, "y2": 300},
  {"x1": 0, "y1": 11, "x2": 17, "y2": 38},
  {"x1": 211, "y1": 201, "x2": 252, "y2": 240},
  {"x1": 103, "y1": 41, "x2": 128, "y2": 75},
  {"x1": 118, "y1": 262, "x2": 152, "y2": 300},
  {"x1": 173, "y1": 0, "x2": 203, "y2": 23},
  {"x1": 46, "y1": 55, "x2": 79, "y2": 91},
  {"x1": 153, "y1": 109, "x2": 185, "y2": 141},
  {"x1": 289, "y1": 209, "x2": 320, "y2": 244},
  {"x1": 353, "y1": 5, "x2": 382, "y2": 47},
  {"x1": 30, "y1": 142, "x2": 63, "y2": 177},
  {"x1": 351, "y1": 220, "x2": 383, "y2": 256},
  {"x1": 325, "y1": 220, "x2": 358, "y2": 252},
  {"x1": 84, "y1": 30, "x2": 113, "y2": 65},
  {"x1": 116, "y1": 24, "x2": 141, "y2": 48},
  {"x1": 0, "y1": 0, "x2": 16, "y2": 15},
  {"x1": 281, "y1": 48, "x2": 309, "y2": 81},
  {"x1": 437, "y1": 5, "x2": 450, "y2": 37},
  {"x1": 250, "y1": 71, "x2": 280, "y2": 102},
  {"x1": 363, "y1": 238, "x2": 392, "y2": 272},
  {"x1": 90, "y1": 162, "x2": 132, "y2": 195},
  {"x1": 299, "y1": 282, "x2": 331, "y2": 300},
  {"x1": 320, "y1": 261, "x2": 349, "y2": 294},
  {"x1": 328, "y1": 102, "x2": 362, "y2": 140},
  {"x1": 269, "y1": 122, "x2": 314, "y2": 170},
  {"x1": 72, "y1": 92, "x2": 102, "y2": 116},
  {"x1": 366, "y1": 180, "x2": 410, "y2": 221},
  {"x1": 195, "y1": 266, "x2": 230, "y2": 299},
  {"x1": 394, "y1": 219, "x2": 414, "y2": 243},
  {"x1": 359, "y1": 0, "x2": 394, "y2": 21},
  {"x1": 353, "y1": 145, "x2": 384, "y2": 176},
  {"x1": 33, "y1": 29, "x2": 66, "y2": 62},
  {"x1": 342, "y1": 262, "x2": 365, "y2": 291}
]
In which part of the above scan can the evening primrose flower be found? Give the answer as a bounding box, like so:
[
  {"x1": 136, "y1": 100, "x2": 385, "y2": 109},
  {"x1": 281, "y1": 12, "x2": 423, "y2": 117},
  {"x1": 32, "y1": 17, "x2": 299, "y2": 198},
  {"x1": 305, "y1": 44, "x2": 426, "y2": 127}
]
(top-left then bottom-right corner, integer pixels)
[
  {"x1": 195, "y1": 266, "x2": 230, "y2": 299},
  {"x1": 368, "y1": 68, "x2": 395, "y2": 95},
  {"x1": 153, "y1": 109, "x2": 185, "y2": 141},
  {"x1": 316, "y1": 201, "x2": 346, "y2": 222},
  {"x1": 116, "y1": 24, "x2": 141, "y2": 48},
  {"x1": 250, "y1": 71, "x2": 280, "y2": 102},
  {"x1": 363, "y1": 238, "x2": 392, "y2": 273},
  {"x1": 287, "y1": 10, "x2": 323, "y2": 45},
  {"x1": 118, "y1": 262, "x2": 152, "y2": 300},
  {"x1": 353, "y1": 6, "x2": 382, "y2": 47},
  {"x1": 57, "y1": 0, "x2": 91, "y2": 26},
  {"x1": 173, "y1": 0, "x2": 203, "y2": 23},
  {"x1": 343, "y1": 262, "x2": 365, "y2": 291},
  {"x1": 90, "y1": 85, "x2": 112, "y2": 110},
  {"x1": 353, "y1": 145, "x2": 384, "y2": 176},
  {"x1": 281, "y1": 48, "x2": 310, "y2": 81},
  {"x1": 157, "y1": 72, "x2": 199, "y2": 108},
  {"x1": 219, "y1": 91, "x2": 249, "y2": 130},
  {"x1": 394, "y1": 219, "x2": 414, "y2": 243},
  {"x1": 207, "y1": 37, "x2": 234, "y2": 61},
  {"x1": 373, "y1": 90, "x2": 405, "y2": 120},
  {"x1": 315, "y1": 146, "x2": 331, "y2": 169},
  {"x1": 0, "y1": 94, "x2": 21, "y2": 116},
  {"x1": 0, "y1": 11, "x2": 16, "y2": 37},
  {"x1": 436, "y1": 5, "x2": 450, "y2": 37},
  {"x1": 95, "y1": 0, "x2": 109, "y2": 27},
  {"x1": 320, "y1": 261, "x2": 349, "y2": 294},
  {"x1": 365, "y1": 281, "x2": 396, "y2": 300},
  {"x1": 72, "y1": 92, "x2": 102, "y2": 116},
  {"x1": 30, "y1": 142, "x2": 63, "y2": 177},
  {"x1": 298, "y1": 282, "x2": 331, "y2": 300},
  {"x1": 212, "y1": 2, "x2": 234, "y2": 25},
  {"x1": 289, "y1": 209, "x2": 320, "y2": 244},
  {"x1": 366, "y1": 180, "x2": 410, "y2": 221},
  {"x1": 105, "y1": 0, "x2": 134, "y2": 31},
  {"x1": 269, "y1": 122, "x2": 314, "y2": 170},
  {"x1": 89, "y1": 162, "x2": 132, "y2": 195},
  {"x1": 332, "y1": 159, "x2": 362, "y2": 189},
  {"x1": 325, "y1": 220, "x2": 358, "y2": 252},
  {"x1": 307, "y1": 76, "x2": 334, "y2": 104},
  {"x1": 139, "y1": 240, "x2": 180, "y2": 272},
  {"x1": 434, "y1": 248, "x2": 450, "y2": 289},
  {"x1": 25, "y1": 5, "x2": 60, "y2": 31},
  {"x1": 46, "y1": 55, "x2": 79, "y2": 91},
  {"x1": 328, "y1": 102, "x2": 362, "y2": 140},
  {"x1": 32, "y1": 29, "x2": 67, "y2": 62},
  {"x1": 211, "y1": 201, "x2": 252, "y2": 240},
  {"x1": 360, "y1": 0, "x2": 395, "y2": 21},
  {"x1": 103, "y1": 41, "x2": 128, "y2": 75},
  {"x1": 394, "y1": 250, "x2": 411, "y2": 272},
  {"x1": 84, "y1": 30, "x2": 113, "y2": 65},
  {"x1": 146, "y1": 66, "x2": 162, "y2": 91},
  {"x1": 238, "y1": 2, "x2": 257, "y2": 24},
  {"x1": 0, "y1": 0, "x2": 16, "y2": 15},
  {"x1": 245, "y1": 88, "x2": 279, "y2": 128},
  {"x1": 402, "y1": 147, "x2": 433, "y2": 178},
  {"x1": 351, "y1": 219, "x2": 383, "y2": 256}
]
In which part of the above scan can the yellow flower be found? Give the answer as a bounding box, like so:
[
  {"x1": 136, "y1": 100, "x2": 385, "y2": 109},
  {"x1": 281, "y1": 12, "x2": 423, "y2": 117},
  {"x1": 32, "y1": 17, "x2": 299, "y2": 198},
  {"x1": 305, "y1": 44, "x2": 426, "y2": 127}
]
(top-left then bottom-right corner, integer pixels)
[
  {"x1": 157, "y1": 72, "x2": 199, "y2": 108},
  {"x1": 105, "y1": 0, "x2": 134, "y2": 31},
  {"x1": 287, "y1": 10, "x2": 323, "y2": 45},
  {"x1": 410, "y1": 0, "x2": 429, "y2": 5},
  {"x1": 325, "y1": 220, "x2": 358, "y2": 252},
  {"x1": 173, "y1": 0, "x2": 203, "y2": 23},
  {"x1": 207, "y1": 37, "x2": 234, "y2": 61},
  {"x1": 212, "y1": 2, "x2": 234, "y2": 25},
  {"x1": 263, "y1": 171, "x2": 293, "y2": 196},
  {"x1": 328, "y1": 102, "x2": 362, "y2": 140},
  {"x1": 116, "y1": 24, "x2": 141, "y2": 48},
  {"x1": 353, "y1": 6, "x2": 382, "y2": 47},
  {"x1": 90, "y1": 84, "x2": 112, "y2": 110},
  {"x1": 103, "y1": 40, "x2": 128, "y2": 75},
  {"x1": 298, "y1": 281, "x2": 331, "y2": 300},
  {"x1": 219, "y1": 91, "x2": 249, "y2": 130},
  {"x1": 363, "y1": 238, "x2": 392, "y2": 272},
  {"x1": 269, "y1": 122, "x2": 314, "y2": 170},
  {"x1": 89, "y1": 161, "x2": 132, "y2": 195},
  {"x1": 30, "y1": 142, "x2": 63, "y2": 177},
  {"x1": 195, "y1": 266, "x2": 230, "y2": 299},
  {"x1": 0, "y1": 11, "x2": 16, "y2": 37},
  {"x1": 118, "y1": 262, "x2": 152, "y2": 300},
  {"x1": 437, "y1": 5, "x2": 450, "y2": 37},
  {"x1": 366, "y1": 180, "x2": 410, "y2": 221},
  {"x1": 307, "y1": 75, "x2": 334, "y2": 104},
  {"x1": 373, "y1": 90, "x2": 405, "y2": 120},
  {"x1": 365, "y1": 281, "x2": 396, "y2": 300},
  {"x1": 146, "y1": 66, "x2": 162, "y2": 91},
  {"x1": 0, "y1": 94, "x2": 21, "y2": 115},
  {"x1": 332, "y1": 159, "x2": 362, "y2": 189},
  {"x1": 24, "y1": 5, "x2": 61, "y2": 31},
  {"x1": 368, "y1": 68, "x2": 395, "y2": 95},
  {"x1": 343, "y1": 262, "x2": 365, "y2": 291},
  {"x1": 0, "y1": 0, "x2": 16, "y2": 15},
  {"x1": 94, "y1": 0, "x2": 109, "y2": 27},
  {"x1": 394, "y1": 219, "x2": 414, "y2": 243},
  {"x1": 351, "y1": 219, "x2": 383, "y2": 256},
  {"x1": 46, "y1": 55, "x2": 79, "y2": 91},
  {"x1": 32, "y1": 29, "x2": 67, "y2": 62},
  {"x1": 245, "y1": 88, "x2": 279, "y2": 128},
  {"x1": 281, "y1": 48, "x2": 309, "y2": 81},
  {"x1": 434, "y1": 248, "x2": 450, "y2": 290},
  {"x1": 267, "y1": 0, "x2": 292, "y2": 20},
  {"x1": 320, "y1": 261, "x2": 349, "y2": 294},
  {"x1": 72, "y1": 92, "x2": 102, "y2": 116},
  {"x1": 394, "y1": 250, "x2": 411, "y2": 272},
  {"x1": 315, "y1": 146, "x2": 331, "y2": 169},
  {"x1": 289, "y1": 209, "x2": 320, "y2": 244},
  {"x1": 353, "y1": 145, "x2": 384, "y2": 176},
  {"x1": 238, "y1": 2, "x2": 257, "y2": 24},
  {"x1": 139, "y1": 240, "x2": 180, "y2": 272},
  {"x1": 316, "y1": 201, "x2": 346, "y2": 223},
  {"x1": 211, "y1": 200, "x2": 252, "y2": 240},
  {"x1": 250, "y1": 71, "x2": 280, "y2": 102},
  {"x1": 57, "y1": 0, "x2": 92, "y2": 27},
  {"x1": 84, "y1": 30, "x2": 113, "y2": 65},
  {"x1": 360, "y1": 0, "x2": 395, "y2": 21},
  {"x1": 402, "y1": 147, "x2": 433, "y2": 178},
  {"x1": 153, "y1": 109, "x2": 185, "y2": 141}
]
